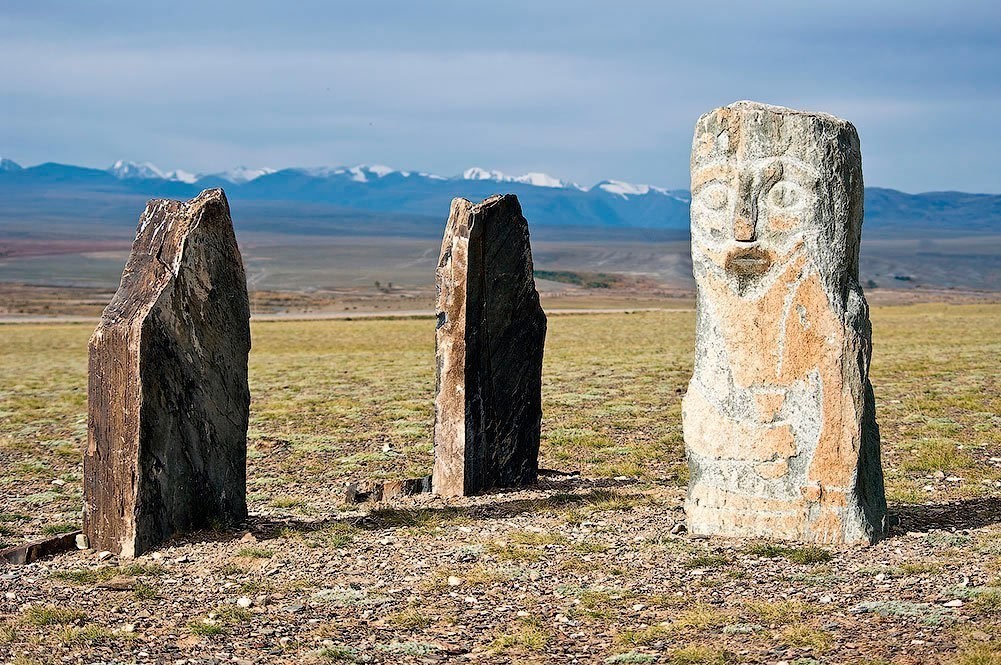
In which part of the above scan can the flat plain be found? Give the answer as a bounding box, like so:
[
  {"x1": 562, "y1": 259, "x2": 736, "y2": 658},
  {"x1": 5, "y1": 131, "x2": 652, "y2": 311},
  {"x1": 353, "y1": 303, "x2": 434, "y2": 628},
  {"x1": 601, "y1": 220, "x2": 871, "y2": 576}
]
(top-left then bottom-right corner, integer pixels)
[
  {"x1": 3, "y1": 232, "x2": 1001, "y2": 293},
  {"x1": 1, "y1": 304, "x2": 1000, "y2": 664}
]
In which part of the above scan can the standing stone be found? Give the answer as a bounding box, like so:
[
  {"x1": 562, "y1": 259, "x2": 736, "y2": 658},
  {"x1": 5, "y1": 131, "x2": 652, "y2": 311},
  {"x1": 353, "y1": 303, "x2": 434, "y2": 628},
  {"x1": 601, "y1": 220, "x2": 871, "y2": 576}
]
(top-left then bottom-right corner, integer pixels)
[
  {"x1": 433, "y1": 195, "x2": 547, "y2": 497},
  {"x1": 84, "y1": 188, "x2": 251, "y2": 557},
  {"x1": 683, "y1": 101, "x2": 887, "y2": 544}
]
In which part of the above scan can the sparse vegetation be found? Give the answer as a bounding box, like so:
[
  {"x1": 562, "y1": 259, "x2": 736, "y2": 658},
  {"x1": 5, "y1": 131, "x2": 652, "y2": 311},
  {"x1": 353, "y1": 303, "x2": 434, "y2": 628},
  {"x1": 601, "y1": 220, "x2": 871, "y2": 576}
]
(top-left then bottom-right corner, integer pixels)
[
  {"x1": 41, "y1": 522, "x2": 77, "y2": 536},
  {"x1": 853, "y1": 600, "x2": 953, "y2": 625},
  {"x1": 491, "y1": 617, "x2": 552, "y2": 654},
  {"x1": 60, "y1": 625, "x2": 134, "y2": 645},
  {"x1": 684, "y1": 554, "x2": 731, "y2": 570},
  {"x1": 742, "y1": 600, "x2": 810, "y2": 624},
  {"x1": 52, "y1": 562, "x2": 166, "y2": 586},
  {"x1": 606, "y1": 653, "x2": 658, "y2": 664},
  {"x1": 188, "y1": 620, "x2": 227, "y2": 637},
  {"x1": 615, "y1": 625, "x2": 671, "y2": 646},
  {"x1": 133, "y1": 580, "x2": 158, "y2": 600},
  {"x1": 535, "y1": 270, "x2": 629, "y2": 289},
  {"x1": 670, "y1": 645, "x2": 738, "y2": 664},
  {"x1": 746, "y1": 543, "x2": 833, "y2": 565},
  {"x1": 385, "y1": 606, "x2": 432, "y2": 630},
  {"x1": 954, "y1": 643, "x2": 1001, "y2": 665},
  {"x1": 21, "y1": 605, "x2": 85, "y2": 626},
  {"x1": 1, "y1": 305, "x2": 1000, "y2": 663},
  {"x1": 781, "y1": 625, "x2": 834, "y2": 652},
  {"x1": 317, "y1": 645, "x2": 358, "y2": 661},
  {"x1": 186, "y1": 605, "x2": 253, "y2": 637}
]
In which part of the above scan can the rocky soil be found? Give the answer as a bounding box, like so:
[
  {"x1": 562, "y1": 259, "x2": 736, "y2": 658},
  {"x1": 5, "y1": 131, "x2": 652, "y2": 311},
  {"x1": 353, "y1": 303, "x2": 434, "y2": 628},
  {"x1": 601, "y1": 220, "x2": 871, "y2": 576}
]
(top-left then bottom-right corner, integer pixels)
[{"x1": 2, "y1": 473, "x2": 1000, "y2": 664}]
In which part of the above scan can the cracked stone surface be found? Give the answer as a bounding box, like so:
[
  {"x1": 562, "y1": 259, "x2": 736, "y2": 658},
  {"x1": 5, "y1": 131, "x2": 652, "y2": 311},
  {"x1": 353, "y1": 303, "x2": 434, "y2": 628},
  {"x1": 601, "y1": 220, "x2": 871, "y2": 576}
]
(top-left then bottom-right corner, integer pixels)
[
  {"x1": 84, "y1": 188, "x2": 251, "y2": 557},
  {"x1": 433, "y1": 195, "x2": 547, "y2": 497},
  {"x1": 683, "y1": 101, "x2": 887, "y2": 544}
]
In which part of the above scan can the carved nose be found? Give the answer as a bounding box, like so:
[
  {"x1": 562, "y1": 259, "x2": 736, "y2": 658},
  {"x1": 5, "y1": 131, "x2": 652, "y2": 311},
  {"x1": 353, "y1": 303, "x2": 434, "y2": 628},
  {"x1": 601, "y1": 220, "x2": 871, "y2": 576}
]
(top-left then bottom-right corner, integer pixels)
[
  {"x1": 733, "y1": 215, "x2": 756, "y2": 242},
  {"x1": 734, "y1": 172, "x2": 757, "y2": 242}
]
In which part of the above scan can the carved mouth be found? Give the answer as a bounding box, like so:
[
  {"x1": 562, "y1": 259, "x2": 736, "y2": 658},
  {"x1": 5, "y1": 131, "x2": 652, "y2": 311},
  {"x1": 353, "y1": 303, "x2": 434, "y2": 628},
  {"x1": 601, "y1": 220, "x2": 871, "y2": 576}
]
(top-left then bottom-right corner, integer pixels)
[{"x1": 725, "y1": 247, "x2": 773, "y2": 276}]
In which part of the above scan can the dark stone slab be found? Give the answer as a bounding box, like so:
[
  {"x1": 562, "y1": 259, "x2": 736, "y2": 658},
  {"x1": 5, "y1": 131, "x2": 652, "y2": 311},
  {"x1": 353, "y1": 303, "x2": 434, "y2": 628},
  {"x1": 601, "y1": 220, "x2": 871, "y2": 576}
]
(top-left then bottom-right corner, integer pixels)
[
  {"x1": 433, "y1": 195, "x2": 547, "y2": 497},
  {"x1": 1, "y1": 531, "x2": 81, "y2": 565},
  {"x1": 84, "y1": 188, "x2": 251, "y2": 557}
]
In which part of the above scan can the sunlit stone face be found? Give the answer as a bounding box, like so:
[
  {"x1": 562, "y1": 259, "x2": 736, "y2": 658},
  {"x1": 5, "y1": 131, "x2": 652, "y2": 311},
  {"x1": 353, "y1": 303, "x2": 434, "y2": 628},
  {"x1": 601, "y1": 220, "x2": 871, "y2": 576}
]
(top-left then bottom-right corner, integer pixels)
[
  {"x1": 682, "y1": 101, "x2": 886, "y2": 545},
  {"x1": 690, "y1": 106, "x2": 851, "y2": 298}
]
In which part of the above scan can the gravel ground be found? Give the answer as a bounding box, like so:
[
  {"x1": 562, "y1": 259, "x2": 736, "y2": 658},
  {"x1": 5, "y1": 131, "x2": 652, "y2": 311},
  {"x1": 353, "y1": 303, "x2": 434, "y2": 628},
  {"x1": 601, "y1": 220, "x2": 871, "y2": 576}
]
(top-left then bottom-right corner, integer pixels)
[
  {"x1": 2, "y1": 308, "x2": 999, "y2": 664},
  {"x1": 2, "y1": 474, "x2": 999, "y2": 664}
]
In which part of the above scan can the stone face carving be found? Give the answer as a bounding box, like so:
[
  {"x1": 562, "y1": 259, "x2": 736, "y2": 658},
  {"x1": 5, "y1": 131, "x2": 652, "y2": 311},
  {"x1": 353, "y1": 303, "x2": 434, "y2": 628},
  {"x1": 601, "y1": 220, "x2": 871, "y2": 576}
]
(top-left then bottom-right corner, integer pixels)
[
  {"x1": 84, "y1": 189, "x2": 251, "y2": 557},
  {"x1": 433, "y1": 195, "x2": 547, "y2": 497},
  {"x1": 683, "y1": 101, "x2": 887, "y2": 544}
]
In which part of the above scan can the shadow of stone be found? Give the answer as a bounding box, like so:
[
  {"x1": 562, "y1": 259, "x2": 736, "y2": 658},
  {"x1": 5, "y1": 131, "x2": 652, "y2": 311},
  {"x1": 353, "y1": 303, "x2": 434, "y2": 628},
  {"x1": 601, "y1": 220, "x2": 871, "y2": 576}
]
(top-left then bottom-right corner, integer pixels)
[
  {"x1": 135, "y1": 475, "x2": 652, "y2": 552},
  {"x1": 891, "y1": 496, "x2": 1001, "y2": 534},
  {"x1": 250, "y1": 476, "x2": 646, "y2": 537}
]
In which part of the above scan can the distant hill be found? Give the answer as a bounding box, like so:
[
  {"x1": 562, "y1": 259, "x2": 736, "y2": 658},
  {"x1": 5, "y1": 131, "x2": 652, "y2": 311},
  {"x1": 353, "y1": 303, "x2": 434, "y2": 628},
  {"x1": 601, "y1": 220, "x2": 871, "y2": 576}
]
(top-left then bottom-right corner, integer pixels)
[{"x1": 0, "y1": 158, "x2": 997, "y2": 238}]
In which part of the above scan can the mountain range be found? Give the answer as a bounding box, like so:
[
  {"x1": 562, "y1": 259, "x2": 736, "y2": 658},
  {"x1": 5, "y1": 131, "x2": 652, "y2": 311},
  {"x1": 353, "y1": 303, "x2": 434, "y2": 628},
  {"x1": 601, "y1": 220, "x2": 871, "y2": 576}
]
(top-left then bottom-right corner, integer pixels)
[{"x1": 0, "y1": 158, "x2": 998, "y2": 237}]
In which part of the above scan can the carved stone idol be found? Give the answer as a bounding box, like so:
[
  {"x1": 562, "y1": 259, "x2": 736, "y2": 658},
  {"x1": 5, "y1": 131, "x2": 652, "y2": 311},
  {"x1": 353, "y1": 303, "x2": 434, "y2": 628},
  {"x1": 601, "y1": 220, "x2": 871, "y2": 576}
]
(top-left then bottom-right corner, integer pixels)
[
  {"x1": 84, "y1": 189, "x2": 251, "y2": 557},
  {"x1": 433, "y1": 195, "x2": 547, "y2": 497},
  {"x1": 683, "y1": 101, "x2": 887, "y2": 544}
]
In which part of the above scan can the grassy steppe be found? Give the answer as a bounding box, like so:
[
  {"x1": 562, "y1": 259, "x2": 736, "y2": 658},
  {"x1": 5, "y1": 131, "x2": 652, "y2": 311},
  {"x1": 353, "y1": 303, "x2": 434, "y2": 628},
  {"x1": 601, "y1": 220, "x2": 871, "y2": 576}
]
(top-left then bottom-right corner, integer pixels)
[
  {"x1": 1, "y1": 305, "x2": 1000, "y2": 663},
  {"x1": 2, "y1": 306, "x2": 998, "y2": 536}
]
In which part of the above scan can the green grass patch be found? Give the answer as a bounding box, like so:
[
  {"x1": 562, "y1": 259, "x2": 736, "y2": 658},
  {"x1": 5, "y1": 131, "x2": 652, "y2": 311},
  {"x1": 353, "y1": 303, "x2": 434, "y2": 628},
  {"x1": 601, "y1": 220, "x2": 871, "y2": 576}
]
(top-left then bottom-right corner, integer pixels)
[
  {"x1": 534, "y1": 270, "x2": 628, "y2": 289},
  {"x1": 385, "y1": 606, "x2": 432, "y2": 630},
  {"x1": 21, "y1": 605, "x2": 85, "y2": 626},
  {"x1": 41, "y1": 522, "x2": 77, "y2": 536},
  {"x1": 684, "y1": 554, "x2": 731, "y2": 570},
  {"x1": 746, "y1": 543, "x2": 832, "y2": 564}
]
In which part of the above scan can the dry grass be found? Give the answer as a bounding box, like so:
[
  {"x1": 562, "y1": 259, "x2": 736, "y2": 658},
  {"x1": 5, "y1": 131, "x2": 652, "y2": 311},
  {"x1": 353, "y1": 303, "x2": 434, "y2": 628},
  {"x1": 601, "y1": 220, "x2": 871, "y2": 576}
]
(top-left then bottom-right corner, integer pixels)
[
  {"x1": 1, "y1": 305, "x2": 1000, "y2": 663},
  {"x1": 3, "y1": 306, "x2": 999, "y2": 542}
]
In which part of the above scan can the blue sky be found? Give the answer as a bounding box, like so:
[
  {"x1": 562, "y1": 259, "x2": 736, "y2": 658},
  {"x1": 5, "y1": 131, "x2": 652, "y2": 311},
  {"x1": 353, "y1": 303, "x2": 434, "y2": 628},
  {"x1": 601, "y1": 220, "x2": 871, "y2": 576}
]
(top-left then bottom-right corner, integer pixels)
[{"x1": 2, "y1": 1, "x2": 999, "y2": 192}]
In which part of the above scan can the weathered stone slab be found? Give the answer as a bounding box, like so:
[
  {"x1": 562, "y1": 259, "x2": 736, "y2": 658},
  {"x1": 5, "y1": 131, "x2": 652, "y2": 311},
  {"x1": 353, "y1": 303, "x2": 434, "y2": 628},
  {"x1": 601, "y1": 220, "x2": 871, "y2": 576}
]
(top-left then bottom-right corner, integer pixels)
[
  {"x1": 1, "y1": 531, "x2": 81, "y2": 565},
  {"x1": 683, "y1": 101, "x2": 887, "y2": 544},
  {"x1": 433, "y1": 195, "x2": 547, "y2": 497},
  {"x1": 84, "y1": 188, "x2": 251, "y2": 557}
]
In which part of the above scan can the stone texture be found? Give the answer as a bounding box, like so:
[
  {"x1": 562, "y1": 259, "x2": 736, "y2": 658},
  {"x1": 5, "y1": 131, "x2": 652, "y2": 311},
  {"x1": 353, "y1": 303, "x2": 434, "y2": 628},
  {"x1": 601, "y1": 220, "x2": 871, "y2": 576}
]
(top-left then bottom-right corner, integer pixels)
[
  {"x1": 84, "y1": 188, "x2": 251, "y2": 557},
  {"x1": 433, "y1": 195, "x2": 547, "y2": 497},
  {"x1": 683, "y1": 101, "x2": 887, "y2": 544},
  {"x1": 1, "y1": 531, "x2": 81, "y2": 565}
]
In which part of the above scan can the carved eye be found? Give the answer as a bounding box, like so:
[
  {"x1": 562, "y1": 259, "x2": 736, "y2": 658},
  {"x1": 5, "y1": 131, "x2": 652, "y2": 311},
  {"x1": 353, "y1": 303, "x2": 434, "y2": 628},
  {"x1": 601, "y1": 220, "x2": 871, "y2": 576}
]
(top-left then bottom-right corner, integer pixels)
[
  {"x1": 768, "y1": 181, "x2": 803, "y2": 209},
  {"x1": 697, "y1": 182, "x2": 730, "y2": 211}
]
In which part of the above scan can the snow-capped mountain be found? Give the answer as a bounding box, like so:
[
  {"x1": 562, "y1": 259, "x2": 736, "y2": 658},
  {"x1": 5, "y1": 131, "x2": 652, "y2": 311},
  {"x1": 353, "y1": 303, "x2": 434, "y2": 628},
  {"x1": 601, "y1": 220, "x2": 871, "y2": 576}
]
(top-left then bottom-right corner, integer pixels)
[
  {"x1": 108, "y1": 161, "x2": 278, "y2": 185},
  {"x1": 597, "y1": 180, "x2": 670, "y2": 199},
  {"x1": 296, "y1": 165, "x2": 413, "y2": 182},
  {"x1": 0, "y1": 157, "x2": 719, "y2": 231},
  {"x1": 108, "y1": 160, "x2": 198, "y2": 183},
  {"x1": 108, "y1": 160, "x2": 165, "y2": 180},
  {"x1": 102, "y1": 159, "x2": 679, "y2": 201},
  {"x1": 206, "y1": 166, "x2": 277, "y2": 184},
  {"x1": 5, "y1": 156, "x2": 989, "y2": 235},
  {"x1": 163, "y1": 169, "x2": 198, "y2": 184},
  {"x1": 462, "y1": 167, "x2": 576, "y2": 190}
]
